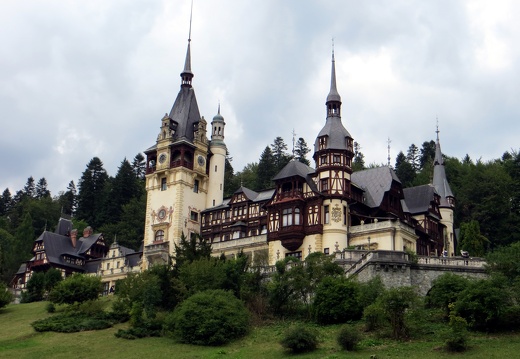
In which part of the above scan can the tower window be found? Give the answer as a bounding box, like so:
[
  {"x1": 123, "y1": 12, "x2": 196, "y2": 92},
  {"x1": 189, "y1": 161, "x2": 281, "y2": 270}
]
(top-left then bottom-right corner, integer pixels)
[
  {"x1": 282, "y1": 208, "x2": 293, "y2": 227},
  {"x1": 321, "y1": 178, "x2": 329, "y2": 192},
  {"x1": 320, "y1": 155, "x2": 327, "y2": 165},
  {"x1": 194, "y1": 179, "x2": 199, "y2": 193},
  {"x1": 215, "y1": 165, "x2": 217, "y2": 172},
  {"x1": 324, "y1": 205, "x2": 330, "y2": 224},
  {"x1": 333, "y1": 154, "x2": 341, "y2": 164},
  {"x1": 155, "y1": 230, "x2": 164, "y2": 242},
  {"x1": 161, "y1": 178, "x2": 167, "y2": 191}
]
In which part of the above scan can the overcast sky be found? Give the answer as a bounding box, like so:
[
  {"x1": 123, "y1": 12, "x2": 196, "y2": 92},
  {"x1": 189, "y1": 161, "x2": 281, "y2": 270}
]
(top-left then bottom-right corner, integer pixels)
[{"x1": 2, "y1": 0, "x2": 520, "y2": 196}]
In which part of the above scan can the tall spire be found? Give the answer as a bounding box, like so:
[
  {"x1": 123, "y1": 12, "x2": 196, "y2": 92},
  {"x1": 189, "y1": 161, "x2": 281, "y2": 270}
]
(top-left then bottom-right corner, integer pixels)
[
  {"x1": 180, "y1": 0, "x2": 194, "y2": 87},
  {"x1": 326, "y1": 40, "x2": 341, "y2": 117},
  {"x1": 432, "y1": 122, "x2": 455, "y2": 207}
]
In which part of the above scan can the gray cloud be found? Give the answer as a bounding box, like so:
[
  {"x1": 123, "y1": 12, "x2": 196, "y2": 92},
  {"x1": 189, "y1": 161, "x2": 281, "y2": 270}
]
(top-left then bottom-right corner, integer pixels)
[{"x1": 1, "y1": 0, "x2": 520, "y2": 195}]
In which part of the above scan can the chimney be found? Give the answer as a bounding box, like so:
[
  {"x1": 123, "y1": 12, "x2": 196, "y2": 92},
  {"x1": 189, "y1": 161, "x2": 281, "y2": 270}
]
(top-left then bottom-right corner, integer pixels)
[
  {"x1": 70, "y1": 229, "x2": 78, "y2": 248},
  {"x1": 83, "y1": 226, "x2": 93, "y2": 238}
]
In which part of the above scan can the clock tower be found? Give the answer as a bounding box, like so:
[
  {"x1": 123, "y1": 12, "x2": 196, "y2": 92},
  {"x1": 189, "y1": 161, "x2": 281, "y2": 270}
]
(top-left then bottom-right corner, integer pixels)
[{"x1": 142, "y1": 35, "x2": 217, "y2": 268}]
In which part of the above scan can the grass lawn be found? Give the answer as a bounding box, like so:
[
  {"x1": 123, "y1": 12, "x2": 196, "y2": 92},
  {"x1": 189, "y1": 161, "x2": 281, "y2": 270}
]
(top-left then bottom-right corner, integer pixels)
[{"x1": 1, "y1": 301, "x2": 520, "y2": 359}]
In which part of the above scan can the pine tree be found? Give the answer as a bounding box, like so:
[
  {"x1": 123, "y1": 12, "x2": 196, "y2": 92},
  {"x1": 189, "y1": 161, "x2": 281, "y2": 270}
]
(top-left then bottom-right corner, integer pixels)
[
  {"x1": 395, "y1": 151, "x2": 415, "y2": 187},
  {"x1": 352, "y1": 141, "x2": 366, "y2": 171},
  {"x1": 35, "y1": 177, "x2": 51, "y2": 199},
  {"x1": 76, "y1": 157, "x2": 109, "y2": 227},
  {"x1": 23, "y1": 177, "x2": 36, "y2": 199},
  {"x1": 256, "y1": 146, "x2": 276, "y2": 190},
  {"x1": 406, "y1": 144, "x2": 420, "y2": 172},
  {"x1": 58, "y1": 181, "x2": 77, "y2": 216},
  {"x1": 419, "y1": 140, "x2": 436, "y2": 170},
  {"x1": 224, "y1": 156, "x2": 239, "y2": 197},
  {"x1": 102, "y1": 158, "x2": 141, "y2": 224},
  {"x1": 132, "y1": 153, "x2": 146, "y2": 180},
  {"x1": 15, "y1": 212, "x2": 35, "y2": 264},
  {"x1": 271, "y1": 137, "x2": 291, "y2": 172},
  {"x1": 294, "y1": 137, "x2": 311, "y2": 166},
  {"x1": 0, "y1": 188, "x2": 12, "y2": 216}
]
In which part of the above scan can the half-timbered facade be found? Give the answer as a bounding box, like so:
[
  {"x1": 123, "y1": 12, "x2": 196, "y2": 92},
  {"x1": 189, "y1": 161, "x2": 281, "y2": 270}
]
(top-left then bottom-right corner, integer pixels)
[{"x1": 200, "y1": 51, "x2": 456, "y2": 264}]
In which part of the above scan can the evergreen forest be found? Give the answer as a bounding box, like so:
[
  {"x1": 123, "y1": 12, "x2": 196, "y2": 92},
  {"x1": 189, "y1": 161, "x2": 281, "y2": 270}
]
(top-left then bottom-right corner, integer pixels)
[{"x1": 1, "y1": 135, "x2": 520, "y2": 286}]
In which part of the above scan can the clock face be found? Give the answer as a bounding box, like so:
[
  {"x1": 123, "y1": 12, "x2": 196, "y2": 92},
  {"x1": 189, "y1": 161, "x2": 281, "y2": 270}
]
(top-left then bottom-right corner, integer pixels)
[
  {"x1": 158, "y1": 153, "x2": 167, "y2": 164},
  {"x1": 197, "y1": 155, "x2": 205, "y2": 166}
]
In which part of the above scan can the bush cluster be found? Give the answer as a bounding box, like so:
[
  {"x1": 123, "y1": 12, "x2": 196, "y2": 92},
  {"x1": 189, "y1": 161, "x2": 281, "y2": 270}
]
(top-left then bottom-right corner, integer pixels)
[
  {"x1": 164, "y1": 289, "x2": 250, "y2": 346},
  {"x1": 336, "y1": 325, "x2": 361, "y2": 351},
  {"x1": 280, "y1": 325, "x2": 320, "y2": 354}
]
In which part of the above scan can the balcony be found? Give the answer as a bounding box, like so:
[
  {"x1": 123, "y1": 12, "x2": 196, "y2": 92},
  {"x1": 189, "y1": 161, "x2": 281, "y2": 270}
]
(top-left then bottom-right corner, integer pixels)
[{"x1": 145, "y1": 241, "x2": 170, "y2": 264}]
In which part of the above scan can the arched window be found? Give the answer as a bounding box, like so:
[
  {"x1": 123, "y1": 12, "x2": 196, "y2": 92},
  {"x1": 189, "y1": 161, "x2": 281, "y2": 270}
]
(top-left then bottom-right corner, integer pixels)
[{"x1": 155, "y1": 230, "x2": 165, "y2": 242}]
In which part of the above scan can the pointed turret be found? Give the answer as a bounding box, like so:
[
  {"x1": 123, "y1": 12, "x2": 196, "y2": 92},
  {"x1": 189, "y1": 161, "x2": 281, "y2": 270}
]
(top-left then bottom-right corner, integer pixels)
[
  {"x1": 432, "y1": 127, "x2": 455, "y2": 208},
  {"x1": 314, "y1": 48, "x2": 353, "y2": 155},
  {"x1": 211, "y1": 103, "x2": 225, "y2": 143},
  {"x1": 326, "y1": 49, "x2": 342, "y2": 112}
]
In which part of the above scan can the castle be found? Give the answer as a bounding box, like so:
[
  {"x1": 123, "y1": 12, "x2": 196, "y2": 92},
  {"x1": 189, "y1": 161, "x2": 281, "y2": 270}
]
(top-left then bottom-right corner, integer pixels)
[
  {"x1": 140, "y1": 36, "x2": 455, "y2": 269},
  {"x1": 12, "y1": 34, "x2": 456, "y2": 293}
]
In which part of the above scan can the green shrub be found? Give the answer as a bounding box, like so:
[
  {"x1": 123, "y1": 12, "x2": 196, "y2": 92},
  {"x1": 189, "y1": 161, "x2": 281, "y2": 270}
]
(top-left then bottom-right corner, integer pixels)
[
  {"x1": 313, "y1": 277, "x2": 362, "y2": 324},
  {"x1": 454, "y1": 278, "x2": 509, "y2": 331},
  {"x1": 357, "y1": 276, "x2": 385, "y2": 309},
  {"x1": 379, "y1": 286, "x2": 419, "y2": 340},
  {"x1": 425, "y1": 273, "x2": 469, "y2": 318},
  {"x1": 164, "y1": 289, "x2": 249, "y2": 346},
  {"x1": 115, "y1": 318, "x2": 162, "y2": 339},
  {"x1": 444, "y1": 304, "x2": 469, "y2": 352},
  {"x1": 363, "y1": 302, "x2": 386, "y2": 332},
  {"x1": 280, "y1": 324, "x2": 320, "y2": 354},
  {"x1": 49, "y1": 273, "x2": 102, "y2": 305},
  {"x1": 23, "y1": 272, "x2": 45, "y2": 302},
  {"x1": 336, "y1": 325, "x2": 361, "y2": 351},
  {"x1": 46, "y1": 302, "x2": 56, "y2": 313},
  {"x1": 0, "y1": 283, "x2": 13, "y2": 308},
  {"x1": 31, "y1": 311, "x2": 123, "y2": 333}
]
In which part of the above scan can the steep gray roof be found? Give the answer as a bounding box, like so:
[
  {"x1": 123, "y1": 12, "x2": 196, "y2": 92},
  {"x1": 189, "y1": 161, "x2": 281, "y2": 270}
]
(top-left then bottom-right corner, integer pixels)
[
  {"x1": 314, "y1": 118, "x2": 352, "y2": 152},
  {"x1": 167, "y1": 87, "x2": 201, "y2": 143},
  {"x1": 273, "y1": 160, "x2": 315, "y2": 181},
  {"x1": 351, "y1": 166, "x2": 400, "y2": 208},
  {"x1": 35, "y1": 230, "x2": 104, "y2": 270},
  {"x1": 234, "y1": 186, "x2": 259, "y2": 200},
  {"x1": 54, "y1": 217, "x2": 72, "y2": 236},
  {"x1": 403, "y1": 185, "x2": 437, "y2": 214},
  {"x1": 432, "y1": 136, "x2": 454, "y2": 207}
]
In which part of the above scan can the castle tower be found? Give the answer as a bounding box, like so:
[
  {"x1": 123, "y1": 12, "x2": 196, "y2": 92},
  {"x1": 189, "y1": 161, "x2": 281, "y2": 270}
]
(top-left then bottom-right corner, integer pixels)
[
  {"x1": 142, "y1": 33, "x2": 211, "y2": 268},
  {"x1": 432, "y1": 126, "x2": 456, "y2": 256},
  {"x1": 313, "y1": 49, "x2": 354, "y2": 252},
  {"x1": 207, "y1": 105, "x2": 227, "y2": 208}
]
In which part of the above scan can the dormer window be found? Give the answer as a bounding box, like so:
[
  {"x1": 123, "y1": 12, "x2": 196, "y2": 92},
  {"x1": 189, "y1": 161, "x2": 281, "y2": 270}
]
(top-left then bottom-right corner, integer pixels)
[{"x1": 319, "y1": 137, "x2": 327, "y2": 150}]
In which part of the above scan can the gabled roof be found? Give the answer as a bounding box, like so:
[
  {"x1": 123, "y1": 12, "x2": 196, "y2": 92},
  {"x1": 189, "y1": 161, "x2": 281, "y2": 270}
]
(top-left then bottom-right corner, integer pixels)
[
  {"x1": 403, "y1": 185, "x2": 438, "y2": 214},
  {"x1": 351, "y1": 166, "x2": 400, "y2": 208},
  {"x1": 234, "y1": 186, "x2": 259, "y2": 201}
]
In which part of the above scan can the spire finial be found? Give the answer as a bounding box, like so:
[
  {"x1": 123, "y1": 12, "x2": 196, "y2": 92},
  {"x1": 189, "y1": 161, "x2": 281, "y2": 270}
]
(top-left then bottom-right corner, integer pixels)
[
  {"x1": 387, "y1": 137, "x2": 392, "y2": 167},
  {"x1": 188, "y1": 0, "x2": 193, "y2": 42},
  {"x1": 326, "y1": 39, "x2": 341, "y2": 112},
  {"x1": 218, "y1": 101, "x2": 220, "y2": 115},
  {"x1": 436, "y1": 116, "x2": 440, "y2": 141},
  {"x1": 181, "y1": 0, "x2": 194, "y2": 87},
  {"x1": 292, "y1": 129, "x2": 296, "y2": 157}
]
